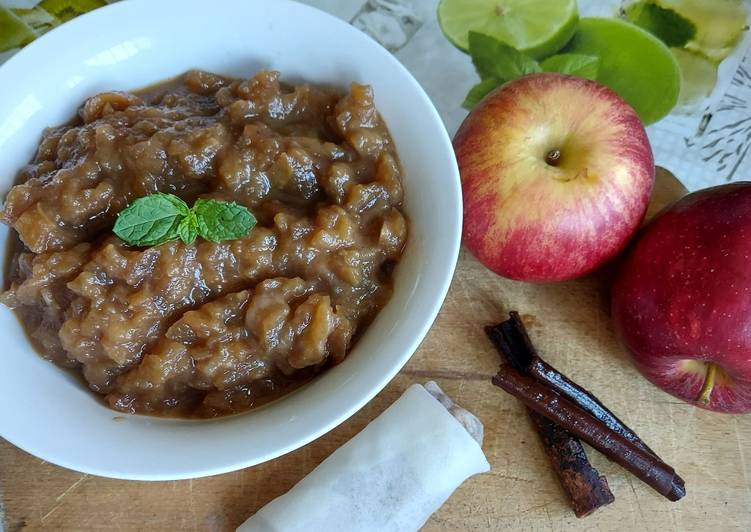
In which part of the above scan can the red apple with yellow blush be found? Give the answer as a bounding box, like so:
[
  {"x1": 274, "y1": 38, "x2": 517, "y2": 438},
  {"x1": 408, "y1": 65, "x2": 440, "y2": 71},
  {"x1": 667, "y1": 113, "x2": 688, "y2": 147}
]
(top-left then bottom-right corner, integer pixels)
[{"x1": 454, "y1": 73, "x2": 655, "y2": 282}]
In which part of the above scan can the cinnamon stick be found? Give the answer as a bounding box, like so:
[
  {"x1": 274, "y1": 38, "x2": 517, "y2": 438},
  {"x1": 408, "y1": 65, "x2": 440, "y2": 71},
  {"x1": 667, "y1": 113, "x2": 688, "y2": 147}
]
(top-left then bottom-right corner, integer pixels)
[
  {"x1": 528, "y1": 411, "x2": 614, "y2": 517},
  {"x1": 499, "y1": 312, "x2": 657, "y2": 458},
  {"x1": 492, "y1": 366, "x2": 686, "y2": 501},
  {"x1": 485, "y1": 324, "x2": 614, "y2": 517}
]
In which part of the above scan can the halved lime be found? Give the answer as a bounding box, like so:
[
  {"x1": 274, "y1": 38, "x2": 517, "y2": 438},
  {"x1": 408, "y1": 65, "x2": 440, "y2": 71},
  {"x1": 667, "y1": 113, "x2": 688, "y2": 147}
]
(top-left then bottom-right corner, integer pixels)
[
  {"x1": 563, "y1": 17, "x2": 680, "y2": 125},
  {"x1": 438, "y1": 0, "x2": 578, "y2": 58}
]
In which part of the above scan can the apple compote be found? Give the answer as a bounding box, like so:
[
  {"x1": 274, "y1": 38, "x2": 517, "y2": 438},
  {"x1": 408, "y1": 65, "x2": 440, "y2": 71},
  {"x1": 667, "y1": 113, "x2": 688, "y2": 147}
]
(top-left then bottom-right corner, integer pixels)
[{"x1": 1, "y1": 70, "x2": 407, "y2": 418}]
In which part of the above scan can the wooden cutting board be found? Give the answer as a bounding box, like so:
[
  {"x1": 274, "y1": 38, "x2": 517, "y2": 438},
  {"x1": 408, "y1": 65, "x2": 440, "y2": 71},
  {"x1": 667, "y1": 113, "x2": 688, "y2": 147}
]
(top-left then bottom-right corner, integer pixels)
[{"x1": 1, "y1": 170, "x2": 750, "y2": 531}]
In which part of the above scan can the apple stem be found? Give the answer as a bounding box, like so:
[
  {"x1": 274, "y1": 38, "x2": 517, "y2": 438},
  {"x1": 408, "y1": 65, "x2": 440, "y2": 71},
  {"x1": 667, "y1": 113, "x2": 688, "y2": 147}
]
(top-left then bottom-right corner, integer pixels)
[
  {"x1": 545, "y1": 149, "x2": 562, "y2": 167},
  {"x1": 697, "y1": 363, "x2": 717, "y2": 404}
]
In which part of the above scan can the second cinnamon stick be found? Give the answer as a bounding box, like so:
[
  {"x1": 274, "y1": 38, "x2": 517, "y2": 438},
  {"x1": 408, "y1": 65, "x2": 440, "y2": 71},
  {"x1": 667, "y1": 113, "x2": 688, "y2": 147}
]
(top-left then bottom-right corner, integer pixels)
[
  {"x1": 528, "y1": 410, "x2": 614, "y2": 516},
  {"x1": 486, "y1": 322, "x2": 614, "y2": 516},
  {"x1": 501, "y1": 311, "x2": 657, "y2": 458},
  {"x1": 492, "y1": 366, "x2": 686, "y2": 501}
]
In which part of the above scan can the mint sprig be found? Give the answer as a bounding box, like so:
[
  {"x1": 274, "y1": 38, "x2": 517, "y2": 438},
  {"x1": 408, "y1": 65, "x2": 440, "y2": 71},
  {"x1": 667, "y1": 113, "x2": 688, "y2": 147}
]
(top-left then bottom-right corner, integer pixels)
[
  {"x1": 541, "y1": 53, "x2": 600, "y2": 79},
  {"x1": 463, "y1": 32, "x2": 601, "y2": 110},
  {"x1": 113, "y1": 193, "x2": 256, "y2": 247},
  {"x1": 112, "y1": 193, "x2": 189, "y2": 246},
  {"x1": 193, "y1": 198, "x2": 255, "y2": 243},
  {"x1": 468, "y1": 31, "x2": 541, "y2": 81},
  {"x1": 462, "y1": 78, "x2": 503, "y2": 109}
]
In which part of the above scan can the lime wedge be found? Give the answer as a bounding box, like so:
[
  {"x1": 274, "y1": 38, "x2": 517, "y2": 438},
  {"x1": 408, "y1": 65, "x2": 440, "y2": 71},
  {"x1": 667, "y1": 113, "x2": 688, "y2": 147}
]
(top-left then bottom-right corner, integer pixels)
[
  {"x1": 563, "y1": 17, "x2": 680, "y2": 125},
  {"x1": 438, "y1": 0, "x2": 578, "y2": 58},
  {"x1": 672, "y1": 47, "x2": 718, "y2": 109},
  {"x1": 652, "y1": 0, "x2": 748, "y2": 63},
  {"x1": 0, "y1": 7, "x2": 37, "y2": 53}
]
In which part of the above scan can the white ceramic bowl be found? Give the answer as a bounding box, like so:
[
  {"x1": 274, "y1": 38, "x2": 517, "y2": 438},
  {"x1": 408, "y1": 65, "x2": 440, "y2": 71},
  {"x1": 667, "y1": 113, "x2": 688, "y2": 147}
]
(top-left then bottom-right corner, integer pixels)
[{"x1": 0, "y1": 0, "x2": 460, "y2": 480}]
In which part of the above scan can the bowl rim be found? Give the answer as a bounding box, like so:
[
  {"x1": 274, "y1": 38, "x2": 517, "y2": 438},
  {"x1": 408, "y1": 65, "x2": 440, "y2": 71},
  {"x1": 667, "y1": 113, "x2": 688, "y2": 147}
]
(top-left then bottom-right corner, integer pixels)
[{"x1": 0, "y1": 0, "x2": 462, "y2": 480}]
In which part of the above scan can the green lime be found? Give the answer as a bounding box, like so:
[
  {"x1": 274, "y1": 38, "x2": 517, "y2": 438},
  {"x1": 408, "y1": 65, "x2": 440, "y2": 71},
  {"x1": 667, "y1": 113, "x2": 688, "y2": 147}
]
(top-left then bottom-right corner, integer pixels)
[
  {"x1": 438, "y1": 0, "x2": 578, "y2": 58},
  {"x1": 563, "y1": 17, "x2": 680, "y2": 125},
  {"x1": 0, "y1": 7, "x2": 37, "y2": 53}
]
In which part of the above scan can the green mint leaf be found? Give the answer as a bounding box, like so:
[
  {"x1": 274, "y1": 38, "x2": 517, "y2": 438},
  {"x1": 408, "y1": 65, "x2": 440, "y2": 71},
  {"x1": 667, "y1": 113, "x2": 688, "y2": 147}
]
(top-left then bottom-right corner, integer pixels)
[
  {"x1": 625, "y1": 2, "x2": 696, "y2": 48},
  {"x1": 193, "y1": 199, "x2": 256, "y2": 243},
  {"x1": 113, "y1": 192, "x2": 189, "y2": 246},
  {"x1": 159, "y1": 193, "x2": 191, "y2": 216},
  {"x1": 463, "y1": 78, "x2": 502, "y2": 110},
  {"x1": 468, "y1": 31, "x2": 541, "y2": 81},
  {"x1": 177, "y1": 211, "x2": 198, "y2": 245},
  {"x1": 113, "y1": 193, "x2": 255, "y2": 247},
  {"x1": 541, "y1": 53, "x2": 600, "y2": 80}
]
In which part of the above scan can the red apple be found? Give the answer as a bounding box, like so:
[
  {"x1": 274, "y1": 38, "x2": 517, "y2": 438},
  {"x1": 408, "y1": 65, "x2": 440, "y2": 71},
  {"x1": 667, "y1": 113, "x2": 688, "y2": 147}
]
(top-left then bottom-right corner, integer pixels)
[
  {"x1": 454, "y1": 73, "x2": 654, "y2": 281},
  {"x1": 612, "y1": 183, "x2": 751, "y2": 413}
]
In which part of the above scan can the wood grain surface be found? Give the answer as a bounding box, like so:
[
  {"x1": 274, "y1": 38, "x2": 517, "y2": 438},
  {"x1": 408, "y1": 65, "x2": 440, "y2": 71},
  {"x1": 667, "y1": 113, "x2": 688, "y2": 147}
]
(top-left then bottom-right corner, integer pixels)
[{"x1": 2, "y1": 170, "x2": 750, "y2": 532}]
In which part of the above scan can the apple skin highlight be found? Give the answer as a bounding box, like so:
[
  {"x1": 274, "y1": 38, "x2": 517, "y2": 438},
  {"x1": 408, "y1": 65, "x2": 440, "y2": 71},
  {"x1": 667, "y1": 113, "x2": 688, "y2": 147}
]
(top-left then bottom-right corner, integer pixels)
[
  {"x1": 612, "y1": 183, "x2": 751, "y2": 413},
  {"x1": 454, "y1": 73, "x2": 654, "y2": 282}
]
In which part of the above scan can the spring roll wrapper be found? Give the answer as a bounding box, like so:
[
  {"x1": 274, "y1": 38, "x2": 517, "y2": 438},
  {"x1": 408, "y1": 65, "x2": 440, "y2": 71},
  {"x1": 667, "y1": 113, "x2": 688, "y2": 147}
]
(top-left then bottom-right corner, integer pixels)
[{"x1": 238, "y1": 383, "x2": 490, "y2": 532}]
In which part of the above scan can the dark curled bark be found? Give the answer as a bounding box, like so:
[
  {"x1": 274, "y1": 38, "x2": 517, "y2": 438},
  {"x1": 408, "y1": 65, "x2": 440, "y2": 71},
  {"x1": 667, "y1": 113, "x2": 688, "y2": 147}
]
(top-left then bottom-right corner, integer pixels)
[
  {"x1": 502, "y1": 311, "x2": 657, "y2": 458},
  {"x1": 492, "y1": 367, "x2": 685, "y2": 501},
  {"x1": 529, "y1": 411, "x2": 615, "y2": 517},
  {"x1": 488, "y1": 312, "x2": 686, "y2": 505},
  {"x1": 485, "y1": 322, "x2": 614, "y2": 518}
]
